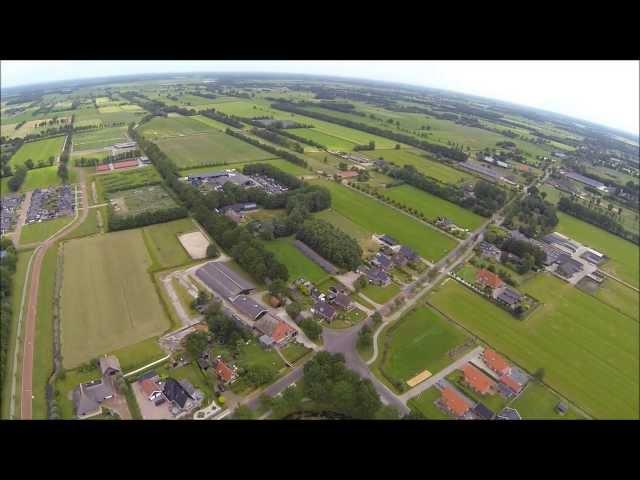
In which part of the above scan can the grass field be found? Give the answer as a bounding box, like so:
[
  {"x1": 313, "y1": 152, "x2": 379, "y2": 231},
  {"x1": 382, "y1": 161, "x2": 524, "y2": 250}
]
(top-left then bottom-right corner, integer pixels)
[
  {"x1": 111, "y1": 185, "x2": 180, "y2": 216},
  {"x1": 408, "y1": 387, "x2": 450, "y2": 419},
  {"x1": 510, "y1": 382, "x2": 586, "y2": 420},
  {"x1": 154, "y1": 130, "x2": 275, "y2": 168},
  {"x1": 63, "y1": 209, "x2": 100, "y2": 240},
  {"x1": 555, "y1": 212, "x2": 639, "y2": 288},
  {"x1": 191, "y1": 114, "x2": 234, "y2": 131},
  {"x1": 109, "y1": 336, "x2": 166, "y2": 372},
  {"x1": 360, "y1": 283, "x2": 400, "y2": 304},
  {"x1": 20, "y1": 217, "x2": 74, "y2": 244},
  {"x1": 98, "y1": 166, "x2": 162, "y2": 193},
  {"x1": 383, "y1": 184, "x2": 485, "y2": 230},
  {"x1": 1, "y1": 166, "x2": 78, "y2": 194},
  {"x1": 138, "y1": 115, "x2": 216, "y2": 139},
  {"x1": 591, "y1": 279, "x2": 639, "y2": 321},
  {"x1": 310, "y1": 179, "x2": 458, "y2": 262},
  {"x1": 364, "y1": 149, "x2": 473, "y2": 185},
  {"x1": 142, "y1": 218, "x2": 198, "y2": 270},
  {"x1": 60, "y1": 229, "x2": 171, "y2": 368},
  {"x1": 262, "y1": 236, "x2": 330, "y2": 284},
  {"x1": 380, "y1": 306, "x2": 469, "y2": 384},
  {"x1": 9, "y1": 136, "x2": 65, "y2": 168},
  {"x1": 287, "y1": 128, "x2": 358, "y2": 151},
  {"x1": 429, "y1": 275, "x2": 639, "y2": 419},
  {"x1": 180, "y1": 158, "x2": 309, "y2": 178},
  {"x1": 72, "y1": 127, "x2": 129, "y2": 151},
  {"x1": 280, "y1": 342, "x2": 312, "y2": 364}
]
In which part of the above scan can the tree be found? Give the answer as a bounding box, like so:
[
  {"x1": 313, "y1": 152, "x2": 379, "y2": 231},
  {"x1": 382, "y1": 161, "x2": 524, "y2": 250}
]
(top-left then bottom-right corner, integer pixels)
[
  {"x1": 299, "y1": 318, "x2": 322, "y2": 340},
  {"x1": 395, "y1": 143, "x2": 401, "y2": 150},
  {"x1": 533, "y1": 368, "x2": 545, "y2": 382},
  {"x1": 354, "y1": 274, "x2": 369, "y2": 291},
  {"x1": 206, "y1": 243, "x2": 219, "y2": 258},
  {"x1": 185, "y1": 331, "x2": 209, "y2": 360},
  {"x1": 285, "y1": 301, "x2": 302, "y2": 321},
  {"x1": 25, "y1": 158, "x2": 34, "y2": 169},
  {"x1": 233, "y1": 404, "x2": 255, "y2": 420},
  {"x1": 268, "y1": 279, "x2": 287, "y2": 299},
  {"x1": 371, "y1": 311, "x2": 382, "y2": 326},
  {"x1": 246, "y1": 364, "x2": 277, "y2": 386},
  {"x1": 338, "y1": 162, "x2": 348, "y2": 171},
  {"x1": 357, "y1": 325, "x2": 372, "y2": 350},
  {"x1": 57, "y1": 162, "x2": 69, "y2": 182}
]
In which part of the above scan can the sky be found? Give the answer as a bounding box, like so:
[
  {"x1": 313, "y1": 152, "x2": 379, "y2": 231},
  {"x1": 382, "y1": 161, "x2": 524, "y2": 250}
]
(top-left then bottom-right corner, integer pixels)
[{"x1": 2, "y1": 60, "x2": 638, "y2": 135}]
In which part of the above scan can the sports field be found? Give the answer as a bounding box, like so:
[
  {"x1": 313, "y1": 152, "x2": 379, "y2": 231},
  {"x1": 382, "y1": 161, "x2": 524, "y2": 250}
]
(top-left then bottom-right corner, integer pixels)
[
  {"x1": 379, "y1": 306, "x2": 469, "y2": 384},
  {"x1": 154, "y1": 130, "x2": 275, "y2": 168},
  {"x1": 142, "y1": 218, "x2": 198, "y2": 270},
  {"x1": 383, "y1": 184, "x2": 485, "y2": 230},
  {"x1": 555, "y1": 212, "x2": 639, "y2": 288},
  {"x1": 428, "y1": 275, "x2": 639, "y2": 419},
  {"x1": 138, "y1": 115, "x2": 215, "y2": 140},
  {"x1": 72, "y1": 126, "x2": 129, "y2": 151},
  {"x1": 363, "y1": 149, "x2": 473, "y2": 185},
  {"x1": 310, "y1": 179, "x2": 458, "y2": 262},
  {"x1": 262, "y1": 236, "x2": 329, "y2": 283},
  {"x1": 9, "y1": 136, "x2": 65, "y2": 168},
  {"x1": 180, "y1": 158, "x2": 309, "y2": 178},
  {"x1": 60, "y1": 229, "x2": 171, "y2": 368},
  {"x1": 510, "y1": 382, "x2": 586, "y2": 420}
]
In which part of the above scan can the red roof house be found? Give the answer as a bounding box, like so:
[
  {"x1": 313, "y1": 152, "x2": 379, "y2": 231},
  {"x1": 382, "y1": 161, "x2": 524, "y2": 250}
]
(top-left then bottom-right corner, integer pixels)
[
  {"x1": 475, "y1": 269, "x2": 504, "y2": 290},
  {"x1": 500, "y1": 374, "x2": 524, "y2": 394},
  {"x1": 483, "y1": 349, "x2": 511, "y2": 376},
  {"x1": 96, "y1": 163, "x2": 111, "y2": 172},
  {"x1": 336, "y1": 170, "x2": 359, "y2": 179},
  {"x1": 462, "y1": 363, "x2": 496, "y2": 395},
  {"x1": 215, "y1": 359, "x2": 238, "y2": 384},
  {"x1": 140, "y1": 379, "x2": 163, "y2": 401},
  {"x1": 271, "y1": 320, "x2": 296, "y2": 344},
  {"x1": 440, "y1": 387, "x2": 471, "y2": 418},
  {"x1": 113, "y1": 159, "x2": 139, "y2": 170}
]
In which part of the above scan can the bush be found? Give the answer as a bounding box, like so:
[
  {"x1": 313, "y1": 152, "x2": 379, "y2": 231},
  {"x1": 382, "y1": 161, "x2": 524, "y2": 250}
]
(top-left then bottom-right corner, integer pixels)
[
  {"x1": 299, "y1": 318, "x2": 322, "y2": 340},
  {"x1": 206, "y1": 243, "x2": 219, "y2": 258}
]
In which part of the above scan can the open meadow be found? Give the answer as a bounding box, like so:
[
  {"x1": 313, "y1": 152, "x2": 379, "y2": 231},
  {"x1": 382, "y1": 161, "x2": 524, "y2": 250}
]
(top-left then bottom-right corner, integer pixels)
[
  {"x1": 142, "y1": 217, "x2": 200, "y2": 270},
  {"x1": 180, "y1": 158, "x2": 310, "y2": 178},
  {"x1": 72, "y1": 126, "x2": 129, "y2": 151},
  {"x1": 9, "y1": 136, "x2": 65, "y2": 168},
  {"x1": 2, "y1": 166, "x2": 78, "y2": 194},
  {"x1": 60, "y1": 229, "x2": 171, "y2": 368},
  {"x1": 138, "y1": 115, "x2": 216, "y2": 139},
  {"x1": 428, "y1": 275, "x2": 639, "y2": 419},
  {"x1": 310, "y1": 179, "x2": 458, "y2": 262},
  {"x1": 262, "y1": 236, "x2": 329, "y2": 284}
]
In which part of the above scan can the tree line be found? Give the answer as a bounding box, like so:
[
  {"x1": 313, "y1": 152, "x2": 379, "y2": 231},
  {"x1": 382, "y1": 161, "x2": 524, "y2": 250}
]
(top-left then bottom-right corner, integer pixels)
[
  {"x1": 0, "y1": 238, "x2": 18, "y2": 389},
  {"x1": 108, "y1": 205, "x2": 188, "y2": 231},
  {"x1": 503, "y1": 189, "x2": 558, "y2": 238},
  {"x1": 296, "y1": 218, "x2": 362, "y2": 270},
  {"x1": 249, "y1": 127, "x2": 304, "y2": 153},
  {"x1": 200, "y1": 108, "x2": 244, "y2": 128}
]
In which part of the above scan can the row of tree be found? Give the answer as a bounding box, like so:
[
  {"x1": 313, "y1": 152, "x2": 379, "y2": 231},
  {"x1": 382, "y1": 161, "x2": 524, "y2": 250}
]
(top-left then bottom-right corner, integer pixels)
[
  {"x1": 295, "y1": 218, "x2": 362, "y2": 270},
  {"x1": 200, "y1": 108, "x2": 244, "y2": 128},
  {"x1": 249, "y1": 127, "x2": 304, "y2": 153},
  {"x1": 108, "y1": 205, "x2": 188, "y2": 231},
  {"x1": 0, "y1": 238, "x2": 18, "y2": 389}
]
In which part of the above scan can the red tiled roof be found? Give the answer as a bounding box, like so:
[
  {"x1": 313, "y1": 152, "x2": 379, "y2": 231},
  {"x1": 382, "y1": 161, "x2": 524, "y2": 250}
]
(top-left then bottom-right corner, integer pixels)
[
  {"x1": 441, "y1": 387, "x2": 470, "y2": 417},
  {"x1": 272, "y1": 320, "x2": 295, "y2": 343},
  {"x1": 476, "y1": 269, "x2": 504, "y2": 289},
  {"x1": 483, "y1": 349, "x2": 511, "y2": 375},
  {"x1": 113, "y1": 159, "x2": 139, "y2": 169},
  {"x1": 215, "y1": 360, "x2": 235, "y2": 383},
  {"x1": 140, "y1": 379, "x2": 161, "y2": 397},
  {"x1": 337, "y1": 170, "x2": 359, "y2": 178},
  {"x1": 462, "y1": 363, "x2": 496, "y2": 395},
  {"x1": 500, "y1": 374, "x2": 523, "y2": 393},
  {"x1": 96, "y1": 164, "x2": 111, "y2": 172}
]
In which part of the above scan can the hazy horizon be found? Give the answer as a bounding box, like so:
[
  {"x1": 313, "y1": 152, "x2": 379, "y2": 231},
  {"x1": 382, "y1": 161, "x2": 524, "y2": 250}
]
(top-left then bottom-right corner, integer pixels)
[{"x1": 2, "y1": 60, "x2": 638, "y2": 136}]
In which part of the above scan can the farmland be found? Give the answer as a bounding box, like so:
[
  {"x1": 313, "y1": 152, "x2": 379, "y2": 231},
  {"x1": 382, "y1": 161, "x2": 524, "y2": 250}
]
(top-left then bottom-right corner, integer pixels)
[
  {"x1": 142, "y1": 218, "x2": 199, "y2": 270},
  {"x1": 72, "y1": 126, "x2": 129, "y2": 151},
  {"x1": 590, "y1": 279, "x2": 639, "y2": 321},
  {"x1": 428, "y1": 275, "x2": 639, "y2": 419},
  {"x1": 310, "y1": 179, "x2": 458, "y2": 262},
  {"x1": 138, "y1": 114, "x2": 215, "y2": 139},
  {"x1": 262, "y1": 236, "x2": 330, "y2": 284},
  {"x1": 379, "y1": 306, "x2": 469, "y2": 385},
  {"x1": 555, "y1": 212, "x2": 639, "y2": 288},
  {"x1": 97, "y1": 166, "x2": 162, "y2": 194},
  {"x1": 60, "y1": 229, "x2": 171, "y2": 368},
  {"x1": 8, "y1": 136, "x2": 65, "y2": 168},
  {"x1": 154, "y1": 130, "x2": 276, "y2": 168},
  {"x1": 110, "y1": 185, "x2": 180, "y2": 217},
  {"x1": 1, "y1": 165, "x2": 78, "y2": 194},
  {"x1": 287, "y1": 128, "x2": 358, "y2": 151},
  {"x1": 383, "y1": 184, "x2": 485, "y2": 230},
  {"x1": 180, "y1": 158, "x2": 309, "y2": 178}
]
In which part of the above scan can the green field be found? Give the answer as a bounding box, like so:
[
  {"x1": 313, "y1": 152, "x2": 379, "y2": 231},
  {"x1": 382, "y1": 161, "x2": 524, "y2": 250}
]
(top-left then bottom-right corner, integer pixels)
[
  {"x1": 109, "y1": 336, "x2": 166, "y2": 372},
  {"x1": 429, "y1": 275, "x2": 639, "y2": 419},
  {"x1": 262, "y1": 236, "x2": 330, "y2": 283},
  {"x1": 310, "y1": 179, "x2": 458, "y2": 262},
  {"x1": 380, "y1": 306, "x2": 469, "y2": 384},
  {"x1": 72, "y1": 127, "x2": 129, "y2": 151},
  {"x1": 138, "y1": 115, "x2": 216, "y2": 139},
  {"x1": 20, "y1": 217, "x2": 74, "y2": 245},
  {"x1": 555, "y1": 212, "x2": 639, "y2": 288},
  {"x1": 590, "y1": 279, "x2": 639, "y2": 322},
  {"x1": 63, "y1": 209, "x2": 101, "y2": 240},
  {"x1": 384, "y1": 184, "x2": 485, "y2": 230},
  {"x1": 1, "y1": 165, "x2": 78, "y2": 194},
  {"x1": 60, "y1": 229, "x2": 172, "y2": 368},
  {"x1": 314, "y1": 209, "x2": 372, "y2": 242},
  {"x1": 280, "y1": 342, "x2": 312, "y2": 364},
  {"x1": 180, "y1": 158, "x2": 309, "y2": 178},
  {"x1": 364, "y1": 149, "x2": 473, "y2": 185},
  {"x1": 287, "y1": 128, "x2": 358, "y2": 151},
  {"x1": 9, "y1": 136, "x2": 65, "y2": 168},
  {"x1": 510, "y1": 382, "x2": 586, "y2": 420},
  {"x1": 111, "y1": 185, "x2": 180, "y2": 216},
  {"x1": 142, "y1": 218, "x2": 198, "y2": 270},
  {"x1": 191, "y1": 114, "x2": 234, "y2": 131},
  {"x1": 98, "y1": 166, "x2": 162, "y2": 193},
  {"x1": 408, "y1": 387, "x2": 450, "y2": 419},
  {"x1": 360, "y1": 283, "x2": 400, "y2": 304},
  {"x1": 154, "y1": 130, "x2": 275, "y2": 168}
]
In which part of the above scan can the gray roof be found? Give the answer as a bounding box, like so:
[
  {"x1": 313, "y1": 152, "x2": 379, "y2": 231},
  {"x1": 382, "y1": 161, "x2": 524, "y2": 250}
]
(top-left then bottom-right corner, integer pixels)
[
  {"x1": 232, "y1": 295, "x2": 267, "y2": 320},
  {"x1": 507, "y1": 367, "x2": 529, "y2": 386},
  {"x1": 581, "y1": 251, "x2": 604, "y2": 264},
  {"x1": 543, "y1": 233, "x2": 580, "y2": 253},
  {"x1": 398, "y1": 245, "x2": 419, "y2": 262},
  {"x1": 333, "y1": 293, "x2": 352, "y2": 309},
  {"x1": 366, "y1": 267, "x2": 390, "y2": 284},
  {"x1": 473, "y1": 403, "x2": 494, "y2": 420},
  {"x1": 497, "y1": 407, "x2": 521, "y2": 420},
  {"x1": 255, "y1": 313, "x2": 283, "y2": 337},
  {"x1": 73, "y1": 387, "x2": 101, "y2": 417},
  {"x1": 178, "y1": 379, "x2": 196, "y2": 396},
  {"x1": 557, "y1": 258, "x2": 583, "y2": 277},
  {"x1": 373, "y1": 252, "x2": 393, "y2": 270},
  {"x1": 73, "y1": 378, "x2": 113, "y2": 417},
  {"x1": 562, "y1": 171, "x2": 605, "y2": 189},
  {"x1": 497, "y1": 287, "x2": 522, "y2": 306},
  {"x1": 196, "y1": 261, "x2": 256, "y2": 299},
  {"x1": 379, "y1": 235, "x2": 397, "y2": 246},
  {"x1": 259, "y1": 334, "x2": 274, "y2": 347},
  {"x1": 293, "y1": 240, "x2": 339, "y2": 274},
  {"x1": 312, "y1": 301, "x2": 336, "y2": 320}
]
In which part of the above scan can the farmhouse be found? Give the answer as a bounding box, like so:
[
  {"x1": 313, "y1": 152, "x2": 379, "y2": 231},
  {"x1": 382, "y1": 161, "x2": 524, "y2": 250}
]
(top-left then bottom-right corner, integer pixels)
[
  {"x1": 231, "y1": 295, "x2": 268, "y2": 321},
  {"x1": 311, "y1": 301, "x2": 337, "y2": 321},
  {"x1": 214, "y1": 358, "x2": 238, "y2": 384},
  {"x1": 556, "y1": 257, "x2": 584, "y2": 279},
  {"x1": 255, "y1": 314, "x2": 297, "y2": 345},
  {"x1": 439, "y1": 387, "x2": 471, "y2": 418},
  {"x1": 195, "y1": 261, "x2": 257, "y2": 300},
  {"x1": 72, "y1": 355, "x2": 121, "y2": 419},
  {"x1": 475, "y1": 269, "x2": 504, "y2": 292},
  {"x1": 336, "y1": 170, "x2": 359, "y2": 180},
  {"x1": 478, "y1": 241, "x2": 502, "y2": 261},
  {"x1": 496, "y1": 287, "x2": 523, "y2": 310},
  {"x1": 140, "y1": 379, "x2": 163, "y2": 401},
  {"x1": 483, "y1": 349, "x2": 511, "y2": 376},
  {"x1": 162, "y1": 378, "x2": 197, "y2": 412},
  {"x1": 462, "y1": 363, "x2": 497, "y2": 395},
  {"x1": 371, "y1": 252, "x2": 393, "y2": 271}
]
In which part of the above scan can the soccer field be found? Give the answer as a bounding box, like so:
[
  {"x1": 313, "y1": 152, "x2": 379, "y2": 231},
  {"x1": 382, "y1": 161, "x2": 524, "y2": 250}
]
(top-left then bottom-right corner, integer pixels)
[
  {"x1": 428, "y1": 275, "x2": 639, "y2": 419},
  {"x1": 72, "y1": 126, "x2": 129, "y2": 151},
  {"x1": 60, "y1": 229, "x2": 171, "y2": 368},
  {"x1": 9, "y1": 136, "x2": 65, "y2": 168}
]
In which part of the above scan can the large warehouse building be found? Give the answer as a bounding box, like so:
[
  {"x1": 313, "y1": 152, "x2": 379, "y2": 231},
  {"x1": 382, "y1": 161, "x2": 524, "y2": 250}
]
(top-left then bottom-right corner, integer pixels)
[{"x1": 195, "y1": 262, "x2": 256, "y2": 300}]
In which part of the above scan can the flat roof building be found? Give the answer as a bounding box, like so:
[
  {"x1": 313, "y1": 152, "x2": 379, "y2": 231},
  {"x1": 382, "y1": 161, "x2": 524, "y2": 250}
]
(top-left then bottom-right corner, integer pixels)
[{"x1": 195, "y1": 262, "x2": 256, "y2": 300}]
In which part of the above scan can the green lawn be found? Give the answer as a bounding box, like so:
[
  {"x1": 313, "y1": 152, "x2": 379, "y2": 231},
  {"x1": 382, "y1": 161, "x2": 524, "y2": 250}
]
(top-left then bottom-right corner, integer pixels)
[
  {"x1": 556, "y1": 212, "x2": 639, "y2": 288},
  {"x1": 591, "y1": 279, "x2": 639, "y2": 322},
  {"x1": 380, "y1": 306, "x2": 469, "y2": 384},
  {"x1": 154, "y1": 130, "x2": 275, "y2": 169},
  {"x1": 384, "y1": 184, "x2": 485, "y2": 230},
  {"x1": 9, "y1": 136, "x2": 65, "y2": 168},
  {"x1": 310, "y1": 179, "x2": 458, "y2": 262},
  {"x1": 429, "y1": 275, "x2": 639, "y2": 419},
  {"x1": 314, "y1": 209, "x2": 372, "y2": 243},
  {"x1": 142, "y1": 217, "x2": 198, "y2": 270},
  {"x1": 262, "y1": 236, "x2": 329, "y2": 284},
  {"x1": 1, "y1": 165, "x2": 78, "y2": 194},
  {"x1": 280, "y1": 342, "x2": 312, "y2": 364},
  {"x1": 60, "y1": 229, "x2": 172, "y2": 368},
  {"x1": 408, "y1": 387, "x2": 450, "y2": 419},
  {"x1": 180, "y1": 158, "x2": 309, "y2": 178},
  {"x1": 110, "y1": 336, "x2": 167, "y2": 373},
  {"x1": 63, "y1": 209, "x2": 100, "y2": 240},
  {"x1": 510, "y1": 382, "x2": 587, "y2": 420},
  {"x1": 72, "y1": 126, "x2": 129, "y2": 151},
  {"x1": 191, "y1": 114, "x2": 237, "y2": 131},
  {"x1": 361, "y1": 283, "x2": 400, "y2": 304},
  {"x1": 20, "y1": 217, "x2": 74, "y2": 245}
]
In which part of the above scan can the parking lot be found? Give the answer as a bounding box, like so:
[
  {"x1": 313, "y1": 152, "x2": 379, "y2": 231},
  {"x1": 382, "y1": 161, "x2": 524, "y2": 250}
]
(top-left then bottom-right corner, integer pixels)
[
  {"x1": 1, "y1": 193, "x2": 24, "y2": 234},
  {"x1": 26, "y1": 185, "x2": 75, "y2": 224},
  {"x1": 248, "y1": 174, "x2": 290, "y2": 194}
]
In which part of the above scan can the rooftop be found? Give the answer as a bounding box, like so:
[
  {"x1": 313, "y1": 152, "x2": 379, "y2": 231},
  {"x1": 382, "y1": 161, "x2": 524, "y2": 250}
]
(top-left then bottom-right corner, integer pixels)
[
  {"x1": 440, "y1": 387, "x2": 471, "y2": 417},
  {"x1": 195, "y1": 261, "x2": 256, "y2": 299}
]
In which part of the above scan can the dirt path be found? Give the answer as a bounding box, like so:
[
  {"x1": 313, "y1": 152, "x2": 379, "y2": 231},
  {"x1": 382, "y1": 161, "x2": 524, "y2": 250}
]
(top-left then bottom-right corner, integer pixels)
[{"x1": 19, "y1": 172, "x2": 89, "y2": 419}]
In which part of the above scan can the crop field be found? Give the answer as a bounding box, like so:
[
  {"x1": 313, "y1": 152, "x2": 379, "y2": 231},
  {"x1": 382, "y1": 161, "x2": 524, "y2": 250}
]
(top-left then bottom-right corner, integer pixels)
[
  {"x1": 590, "y1": 279, "x2": 639, "y2": 321},
  {"x1": 510, "y1": 382, "x2": 586, "y2": 419},
  {"x1": 154, "y1": 130, "x2": 275, "y2": 168},
  {"x1": 142, "y1": 218, "x2": 199, "y2": 270},
  {"x1": 262, "y1": 236, "x2": 329, "y2": 284},
  {"x1": 363, "y1": 148, "x2": 473, "y2": 185},
  {"x1": 555, "y1": 212, "x2": 639, "y2": 288},
  {"x1": 9, "y1": 136, "x2": 65, "y2": 168},
  {"x1": 180, "y1": 158, "x2": 310, "y2": 178},
  {"x1": 110, "y1": 185, "x2": 179, "y2": 216},
  {"x1": 98, "y1": 166, "x2": 162, "y2": 193},
  {"x1": 72, "y1": 126, "x2": 129, "y2": 151},
  {"x1": 138, "y1": 115, "x2": 215, "y2": 140},
  {"x1": 379, "y1": 306, "x2": 469, "y2": 384},
  {"x1": 73, "y1": 118, "x2": 103, "y2": 129},
  {"x1": 310, "y1": 179, "x2": 458, "y2": 262},
  {"x1": 60, "y1": 229, "x2": 171, "y2": 368},
  {"x1": 383, "y1": 184, "x2": 485, "y2": 230},
  {"x1": 428, "y1": 275, "x2": 639, "y2": 419},
  {"x1": 287, "y1": 128, "x2": 358, "y2": 151}
]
